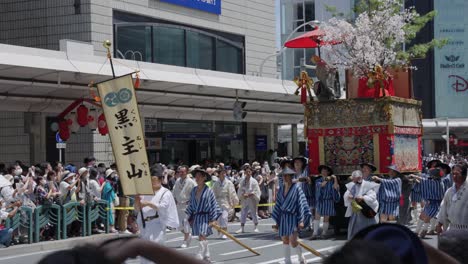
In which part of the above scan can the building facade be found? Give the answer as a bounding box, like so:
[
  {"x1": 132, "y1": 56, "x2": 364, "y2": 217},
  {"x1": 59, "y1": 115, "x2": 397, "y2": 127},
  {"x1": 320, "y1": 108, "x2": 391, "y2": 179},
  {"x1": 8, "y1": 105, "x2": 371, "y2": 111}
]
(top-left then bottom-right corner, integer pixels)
[{"x1": 0, "y1": 0, "x2": 302, "y2": 166}]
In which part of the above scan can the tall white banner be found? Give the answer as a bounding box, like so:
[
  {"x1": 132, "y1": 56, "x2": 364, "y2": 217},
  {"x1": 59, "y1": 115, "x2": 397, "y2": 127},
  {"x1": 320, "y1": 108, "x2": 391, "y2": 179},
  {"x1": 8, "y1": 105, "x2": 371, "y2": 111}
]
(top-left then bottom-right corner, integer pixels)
[{"x1": 97, "y1": 74, "x2": 153, "y2": 195}]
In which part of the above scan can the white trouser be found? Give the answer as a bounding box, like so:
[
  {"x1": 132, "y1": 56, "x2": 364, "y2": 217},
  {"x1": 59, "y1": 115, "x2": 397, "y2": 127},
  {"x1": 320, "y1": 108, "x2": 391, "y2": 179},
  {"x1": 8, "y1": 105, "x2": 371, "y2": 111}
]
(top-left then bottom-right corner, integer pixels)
[
  {"x1": 139, "y1": 219, "x2": 167, "y2": 264},
  {"x1": 177, "y1": 205, "x2": 191, "y2": 233},
  {"x1": 240, "y1": 198, "x2": 258, "y2": 225},
  {"x1": 218, "y1": 207, "x2": 229, "y2": 228}
]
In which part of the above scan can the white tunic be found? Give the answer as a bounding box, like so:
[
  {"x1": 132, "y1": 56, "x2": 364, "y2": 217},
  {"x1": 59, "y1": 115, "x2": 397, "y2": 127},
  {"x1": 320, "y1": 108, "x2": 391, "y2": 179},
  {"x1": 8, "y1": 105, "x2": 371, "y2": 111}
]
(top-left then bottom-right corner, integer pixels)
[
  {"x1": 238, "y1": 177, "x2": 261, "y2": 205},
  {"x1": 173, "y1": 177, "x2": 197, "y2": 206},
  {"x1": 212, "y1": 179, "x2": 239, "y2": 210},
  {"x1": 138, "y1": 187, "x2": 179, "y2": 240},
  {"x1": 437, "y1": 181, "x2": 468, "y2": 231},
  {"x1": 344, "y1": 181, "x2": 379, "y2": 217}
]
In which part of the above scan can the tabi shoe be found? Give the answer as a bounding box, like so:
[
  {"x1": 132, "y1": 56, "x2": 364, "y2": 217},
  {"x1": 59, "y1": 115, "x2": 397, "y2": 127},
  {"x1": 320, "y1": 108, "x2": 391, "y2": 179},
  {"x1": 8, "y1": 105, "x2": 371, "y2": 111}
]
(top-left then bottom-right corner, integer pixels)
[
  {"x1": 180, "y1": 234, "x2": 192, "y2": 248},
  {"x1": 235, "y1": 227, "x2": 245, "y2": 234}
]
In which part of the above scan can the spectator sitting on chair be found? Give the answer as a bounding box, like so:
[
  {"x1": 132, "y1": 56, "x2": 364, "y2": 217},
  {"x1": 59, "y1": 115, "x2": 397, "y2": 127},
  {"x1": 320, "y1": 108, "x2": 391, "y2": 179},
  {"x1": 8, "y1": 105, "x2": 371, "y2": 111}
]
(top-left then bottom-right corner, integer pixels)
[{"x1": 0, "y1": 199, "x2": 21, "y2": 248}]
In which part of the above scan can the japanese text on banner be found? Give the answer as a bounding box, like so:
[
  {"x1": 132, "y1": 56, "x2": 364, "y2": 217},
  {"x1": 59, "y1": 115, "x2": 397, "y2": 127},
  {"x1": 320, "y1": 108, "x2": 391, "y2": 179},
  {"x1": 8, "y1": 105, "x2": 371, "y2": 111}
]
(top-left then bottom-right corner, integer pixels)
[{"x1": 97, "y1": 74, "x2": 152, "y2": 195}]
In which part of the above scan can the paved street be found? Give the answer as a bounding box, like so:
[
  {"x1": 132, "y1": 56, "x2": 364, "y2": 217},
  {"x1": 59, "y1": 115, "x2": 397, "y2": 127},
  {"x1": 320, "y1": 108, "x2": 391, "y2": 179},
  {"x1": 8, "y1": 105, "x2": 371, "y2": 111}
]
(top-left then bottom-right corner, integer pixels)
[{"x1": 0, "y1": 218, "x2": 439, "y2": 264}]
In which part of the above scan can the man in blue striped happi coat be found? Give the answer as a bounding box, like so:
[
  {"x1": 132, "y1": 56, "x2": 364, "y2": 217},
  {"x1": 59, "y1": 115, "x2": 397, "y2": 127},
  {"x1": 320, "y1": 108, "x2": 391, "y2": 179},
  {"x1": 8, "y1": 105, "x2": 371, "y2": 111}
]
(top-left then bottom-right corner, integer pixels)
[
  {"x1": 186, "y1": 168, "x2": 221, "y2": 262},
  {"x1": 311, "y1": 165, "x2": 340, "y2": 239},
  {"x1": 272, "y1": 167, "x2": 312, "y2": 264},
  {"x1": 372, "y1": 165, "x2": 402, "y2": 223},
  {"x1": 412, "y1": 167, "x2": 445, "y2": 238}
]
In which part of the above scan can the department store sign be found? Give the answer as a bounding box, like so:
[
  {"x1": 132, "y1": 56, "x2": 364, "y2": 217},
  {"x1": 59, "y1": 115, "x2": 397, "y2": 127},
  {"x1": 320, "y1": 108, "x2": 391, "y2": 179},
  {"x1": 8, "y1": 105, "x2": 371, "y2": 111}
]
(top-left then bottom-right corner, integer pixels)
[
  {"x1": 160, "y1": 0, "x2": 221, "y2": 15},
  {"x1": 434, "y1": 0, "x2": 468, "y2": 118}
]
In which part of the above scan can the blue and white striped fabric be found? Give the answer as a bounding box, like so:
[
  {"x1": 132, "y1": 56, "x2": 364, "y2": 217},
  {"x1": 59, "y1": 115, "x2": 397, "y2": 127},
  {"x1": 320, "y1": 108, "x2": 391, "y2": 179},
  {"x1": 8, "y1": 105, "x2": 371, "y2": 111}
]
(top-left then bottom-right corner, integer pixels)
[
  {"x1": 315, "y1": 177, "x2": 340, "y2": 216},
  {"x1": 185, "y1": 185, "x2": 221, "y2": 237},
  {"x1": 297, "y1": 170, "x2": 315, "y2": 208},
  {"x1": 442, "y1": 174, "x2": 453, "y2": 193},
  {"x1": 420, "y1": 178, "x2": 445, "y2": 218},
  {"x1": 272, "y1": 183, "x2": 312, "y2": 237},
  {"x1": 377, "y1": 178, "x2": 402, "y2": 216},
  {"x1": 410, "y1": 182, "x2": 423, "y2": 203}
]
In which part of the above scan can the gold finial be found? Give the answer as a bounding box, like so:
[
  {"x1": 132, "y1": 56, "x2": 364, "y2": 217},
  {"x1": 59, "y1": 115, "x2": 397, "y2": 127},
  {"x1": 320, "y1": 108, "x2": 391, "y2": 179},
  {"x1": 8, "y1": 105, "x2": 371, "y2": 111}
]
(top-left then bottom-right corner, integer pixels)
[{"x1": 103, "y1": 40, "x2": 112, "y2": 50}]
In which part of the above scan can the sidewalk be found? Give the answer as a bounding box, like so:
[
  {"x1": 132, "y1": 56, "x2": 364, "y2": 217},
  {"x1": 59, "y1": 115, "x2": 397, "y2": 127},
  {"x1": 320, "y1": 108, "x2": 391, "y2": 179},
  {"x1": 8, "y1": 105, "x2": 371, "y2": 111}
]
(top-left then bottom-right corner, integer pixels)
[{"x1": 0, "y1": 233, "x2": 136, "y2": 258}]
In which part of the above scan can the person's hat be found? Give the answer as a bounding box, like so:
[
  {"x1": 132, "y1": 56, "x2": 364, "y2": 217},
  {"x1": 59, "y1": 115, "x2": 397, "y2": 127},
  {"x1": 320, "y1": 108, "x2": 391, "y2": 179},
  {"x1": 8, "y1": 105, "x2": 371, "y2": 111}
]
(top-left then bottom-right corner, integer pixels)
[
  {"x1": 189, "y1": 165, "x2": 201, "y2": 173},
  {"x1": 61, "y1": 172, "x2": 76, "y2": 182},
  {"x1": 105, "y1": 169, "x2": 116, "y2": 178},
  {"x1": 3, "y1": 174, "x2": 13, "y2": 183},
  {"x1": 439, "y1": 163, "x2": 451, "y2": 174},
  {"x1": 241, "y1": 163, "x2": 252, "y2": 170},
  {"x1": 293, "y1": 156, "x2": 308, "y2": 165},
  {"x1": 252, "y1": 161, "x2": 260, "y2": 168},
  {"x1": 387, "y1": 165, "x2": 400, "y2": 174},
  {"x1": 282, "y1": 167, "x2": 296, "y2": 175},
  {"x1": 351, "y1": 224, "x2": 428, "y2": 264},
  {"x1": 254, "y1": 165, "x2": 262, "y2": 171},
  {"x1": 318, "y1": 165, "x2": 333, "y2": 175},
  {"x1": 192, "y1": 168, "x2": 211, "y2": 182},
  {"x1": 279, "y1": 157, "x2": 293, "y2": 168},
  {"x1": 360, "y1": 162, "x2": 377, "y2": 172},
  {"x1": 427, "y1": 159, "x2": 442, "y2": 169},
  {"x1": 64, "y1": 164, "x2": 77, "y2": 173},
  {"x1": 78, "y1": 167, "x2": 88, "y2": 176}
]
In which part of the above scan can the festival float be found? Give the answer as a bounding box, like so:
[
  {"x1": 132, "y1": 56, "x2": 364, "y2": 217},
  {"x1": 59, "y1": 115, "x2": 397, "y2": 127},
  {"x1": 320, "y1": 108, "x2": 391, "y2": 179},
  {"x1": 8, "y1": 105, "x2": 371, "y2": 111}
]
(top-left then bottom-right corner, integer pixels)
[{"x1": 287, "y1": 0, "x2": 446, "y2": 176}]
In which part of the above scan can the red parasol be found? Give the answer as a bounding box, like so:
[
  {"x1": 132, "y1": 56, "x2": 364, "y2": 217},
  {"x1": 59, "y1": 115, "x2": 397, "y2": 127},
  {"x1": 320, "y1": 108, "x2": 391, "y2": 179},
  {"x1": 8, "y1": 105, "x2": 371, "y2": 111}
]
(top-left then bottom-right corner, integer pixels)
[{"x1": 284, "y1": 28, "x2": 341, "y2": 56}]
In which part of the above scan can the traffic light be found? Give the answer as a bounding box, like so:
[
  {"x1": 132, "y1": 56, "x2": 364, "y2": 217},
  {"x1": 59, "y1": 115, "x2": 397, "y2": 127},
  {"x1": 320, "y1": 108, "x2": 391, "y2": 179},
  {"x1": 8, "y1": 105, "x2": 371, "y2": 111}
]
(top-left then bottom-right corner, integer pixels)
[{"x1": 233, "y1": 101, "x2": 247, "y2": 121}]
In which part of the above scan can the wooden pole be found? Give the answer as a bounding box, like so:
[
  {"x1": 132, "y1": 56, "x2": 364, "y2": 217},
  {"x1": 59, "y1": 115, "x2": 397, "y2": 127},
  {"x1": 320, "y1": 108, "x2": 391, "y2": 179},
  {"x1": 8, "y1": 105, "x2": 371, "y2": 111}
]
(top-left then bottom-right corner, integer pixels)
[
  {"x1": 298, "y1": 241, "x2": 324, "y2": 258},
  {"x1": 211, "y1": 224, "x2": 260, "y2": 256}
]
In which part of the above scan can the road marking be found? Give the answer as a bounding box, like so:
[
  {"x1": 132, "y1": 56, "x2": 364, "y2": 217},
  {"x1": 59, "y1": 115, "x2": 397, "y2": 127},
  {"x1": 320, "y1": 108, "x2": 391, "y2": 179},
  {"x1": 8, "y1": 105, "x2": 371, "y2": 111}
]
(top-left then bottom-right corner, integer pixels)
[
  {"x1": 0, "y1": 249, "x2": 57, "y2": 260},
  {"x1": 175, "y1": 233, "x2": 274, "y2": 251},
  {"x1": 255, "y1": 245, "x2": 340, "y2": 264},
  {"x1": 220, "y1": 241, "x2": 283, "y2": 256}
]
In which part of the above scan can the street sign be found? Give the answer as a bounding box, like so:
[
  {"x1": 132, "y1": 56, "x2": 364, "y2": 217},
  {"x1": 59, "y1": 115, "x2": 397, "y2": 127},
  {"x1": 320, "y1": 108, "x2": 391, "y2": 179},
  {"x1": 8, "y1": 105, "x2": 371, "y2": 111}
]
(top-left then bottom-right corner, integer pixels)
[
  {"x1": 56, "y1": 143, "x2": 66, "y2": 149},
  {"x1": 56, "y1": 132, "x2": 64, "y2": 143}
]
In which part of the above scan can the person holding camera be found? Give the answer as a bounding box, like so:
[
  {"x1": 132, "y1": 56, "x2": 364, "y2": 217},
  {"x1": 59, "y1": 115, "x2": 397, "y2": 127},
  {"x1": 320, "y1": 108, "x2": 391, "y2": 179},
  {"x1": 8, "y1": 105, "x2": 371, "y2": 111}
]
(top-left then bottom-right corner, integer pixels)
[{"x1": 0, "y1": 199, "x2": 21, "y2": 248}]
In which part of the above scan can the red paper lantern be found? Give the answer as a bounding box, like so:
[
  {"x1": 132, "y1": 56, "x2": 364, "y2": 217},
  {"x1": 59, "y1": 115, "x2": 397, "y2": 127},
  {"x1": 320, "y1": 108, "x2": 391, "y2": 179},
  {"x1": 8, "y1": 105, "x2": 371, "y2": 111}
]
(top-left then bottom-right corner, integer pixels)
[
  {"x1": 68, "y1": 112, "x2": 80, "y2": 133},
  {"x1": 88, "y1": 108, "x2": 98, "y2": 130},
  {"x1": 58, "y1": 120, "x2": 70, "y2": 141},
  {"x1": 77, "y1": 105, "x2": 89, "y2": 127},
  {"x1": 98, "y1": 113, "x2": 108, "y2": 135}
]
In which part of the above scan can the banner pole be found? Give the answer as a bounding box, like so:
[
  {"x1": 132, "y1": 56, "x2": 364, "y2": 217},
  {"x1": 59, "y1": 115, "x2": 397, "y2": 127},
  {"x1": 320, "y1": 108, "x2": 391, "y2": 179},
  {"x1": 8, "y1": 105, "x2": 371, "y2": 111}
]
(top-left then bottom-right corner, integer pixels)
[{"x1": 103, "y1": 40, "x2": 116, "y2": 78}]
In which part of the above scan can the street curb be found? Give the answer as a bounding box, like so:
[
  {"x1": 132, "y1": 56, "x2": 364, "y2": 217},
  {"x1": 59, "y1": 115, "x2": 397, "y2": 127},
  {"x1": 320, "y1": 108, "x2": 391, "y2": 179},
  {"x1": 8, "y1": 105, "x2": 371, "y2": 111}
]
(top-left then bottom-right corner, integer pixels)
[{"x1": 0, "y1": 233, "x2": 137, "y2": 258}]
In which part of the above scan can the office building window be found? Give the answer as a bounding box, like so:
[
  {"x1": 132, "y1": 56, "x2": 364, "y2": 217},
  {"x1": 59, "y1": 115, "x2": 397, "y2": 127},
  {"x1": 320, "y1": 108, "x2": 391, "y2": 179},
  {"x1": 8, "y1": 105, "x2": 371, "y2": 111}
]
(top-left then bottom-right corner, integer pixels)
[
  {"x1": 114, "y1": 22, "x2": 244, "y2": 74},
  {"x1": 296, "y1": 1, "x2": 316, "y2": 31}
]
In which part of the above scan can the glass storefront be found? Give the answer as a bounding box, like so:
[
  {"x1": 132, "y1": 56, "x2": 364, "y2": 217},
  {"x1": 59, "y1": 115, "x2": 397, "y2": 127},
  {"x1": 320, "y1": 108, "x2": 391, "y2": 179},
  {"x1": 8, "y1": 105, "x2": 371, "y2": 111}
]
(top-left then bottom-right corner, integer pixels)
[
  {"x1": 144, "y1": 118, "x2": 243, "y2": 165},
  {"x1": 114, "y1": 15, "x2": 245, "y2": 74}
]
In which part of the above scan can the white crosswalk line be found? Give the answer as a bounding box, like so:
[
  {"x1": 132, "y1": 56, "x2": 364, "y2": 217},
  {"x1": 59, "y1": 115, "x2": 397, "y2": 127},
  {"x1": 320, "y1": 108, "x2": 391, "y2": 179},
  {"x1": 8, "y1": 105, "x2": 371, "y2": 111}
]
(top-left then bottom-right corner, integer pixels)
[
  {"x1": 255, "y1": 245, "x2": 339, "y2": 264},
  {"x1": 175, "y1": 233, "x2": 274, "y2": 251}
]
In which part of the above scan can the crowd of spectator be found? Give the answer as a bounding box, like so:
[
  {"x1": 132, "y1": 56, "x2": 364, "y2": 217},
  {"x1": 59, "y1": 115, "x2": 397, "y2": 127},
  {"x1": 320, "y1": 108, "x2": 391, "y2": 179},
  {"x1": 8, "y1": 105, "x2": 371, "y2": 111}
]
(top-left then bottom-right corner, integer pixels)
[{"x1": 0, "y1": 157, "x2": 282, "y2": 248}]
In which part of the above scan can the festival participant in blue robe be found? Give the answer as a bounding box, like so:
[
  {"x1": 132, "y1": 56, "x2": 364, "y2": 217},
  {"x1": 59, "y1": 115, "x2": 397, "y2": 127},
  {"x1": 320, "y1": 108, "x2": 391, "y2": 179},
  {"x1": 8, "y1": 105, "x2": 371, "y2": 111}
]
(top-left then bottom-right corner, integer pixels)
[
  {"x1": 272, "y1": 167, "x2": 311, "y2": 264},
  {"x1": 360, "y1": 162, "x2": 377, "y2": 182},
  {"x1": 186, "y1": 168, "x2": 221, "y2": 262},
  {"x1": 293, "y1": 157, "x2": 314, "y2": 223},
  {"x1": 412, "y1": 167, "x2": 445, "y2": 238},
  {"x1": 311, "y1": 165, "x2": 340, "y2": 239},
  {"x1": 277, "y1": 157, "x2": 293, "y2": 187},
  {"x1": 440, "y1": 163, "x2": 453, "y2": 193},
  {"x1": 372, "y1": 165, "x2": 402, "y2": 223}
]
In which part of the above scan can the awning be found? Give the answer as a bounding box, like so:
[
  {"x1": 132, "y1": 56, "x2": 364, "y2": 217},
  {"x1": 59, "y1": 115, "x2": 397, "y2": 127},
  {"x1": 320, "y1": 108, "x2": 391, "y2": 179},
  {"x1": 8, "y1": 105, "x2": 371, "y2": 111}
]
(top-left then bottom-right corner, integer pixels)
[{"x1": 0, "y1": 41, "x2": 304, "y2": 124}]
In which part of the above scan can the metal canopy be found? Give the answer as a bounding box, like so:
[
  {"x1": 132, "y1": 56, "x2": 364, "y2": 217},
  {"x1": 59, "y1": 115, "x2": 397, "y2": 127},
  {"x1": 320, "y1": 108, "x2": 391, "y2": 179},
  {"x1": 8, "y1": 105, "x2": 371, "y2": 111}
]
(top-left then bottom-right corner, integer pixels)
[{"x1": 0, "y1": 43, "x2": 304, "y2": 124}]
